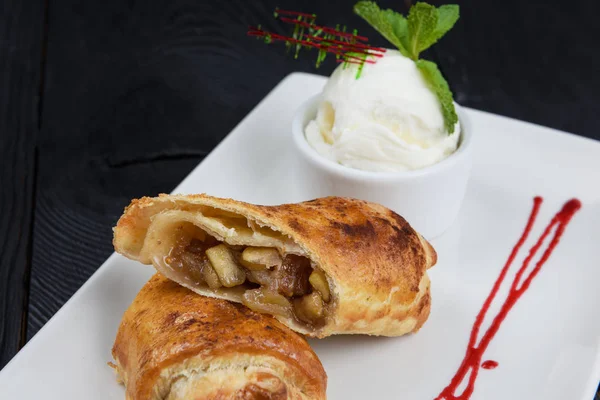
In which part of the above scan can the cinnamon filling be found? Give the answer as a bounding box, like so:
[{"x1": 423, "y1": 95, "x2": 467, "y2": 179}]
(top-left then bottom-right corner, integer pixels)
[{"x1": 165, "y1": 232, "x2": 330, "y2": 327}]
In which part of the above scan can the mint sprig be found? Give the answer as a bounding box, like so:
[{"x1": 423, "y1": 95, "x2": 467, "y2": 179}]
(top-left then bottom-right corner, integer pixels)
[
  {"x1": 354, "y1": 1, "x2": 459, "y2": 134},
  {"x1": 351, "y1": 1, "x2": 409, "y2": 57},
  {"x1": 416, "y1": 60, "x2": 456, "y2": 133}
]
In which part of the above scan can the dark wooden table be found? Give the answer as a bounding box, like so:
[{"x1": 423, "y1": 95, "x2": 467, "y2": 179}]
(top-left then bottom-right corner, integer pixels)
[{"x1": 1, "y1": 0, "x2": 599, "y2": 396}]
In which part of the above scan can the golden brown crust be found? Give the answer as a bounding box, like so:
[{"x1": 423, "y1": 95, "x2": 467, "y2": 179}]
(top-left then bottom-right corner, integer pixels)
[
  {"x1": 113, "y1": 194, "x2": 437, "y2": 337},
  {"x1": 112, "y1": 274, "x2": 326, "y2": 400}
]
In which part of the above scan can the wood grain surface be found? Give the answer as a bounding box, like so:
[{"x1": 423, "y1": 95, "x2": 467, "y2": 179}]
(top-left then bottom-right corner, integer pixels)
[
  {"x1": 0, "y1": 0, "x2": 45, "y2": 368},
  {"x1": 0, "y1": 0, "x2": 599, "y2": 396}
]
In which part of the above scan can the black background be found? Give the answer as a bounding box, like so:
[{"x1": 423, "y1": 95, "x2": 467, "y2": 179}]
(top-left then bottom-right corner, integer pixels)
[{"x1": 1, "y1": 0, "x2": 599, "y2": 396}]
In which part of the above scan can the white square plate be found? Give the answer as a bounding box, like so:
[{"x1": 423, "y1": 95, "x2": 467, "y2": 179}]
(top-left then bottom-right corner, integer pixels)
[{"x1": 1, "y1": 73, "x2": 599, "y2": 400}]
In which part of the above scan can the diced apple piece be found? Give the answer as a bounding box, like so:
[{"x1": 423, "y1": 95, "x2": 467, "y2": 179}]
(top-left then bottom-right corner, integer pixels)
[
  {"x1": 181, "y1": 239, "x2": 222, "y2": 289},
  {"x1": 201, "y1": 263, "x2": 222, "y2": 289},
  {"x1": 180, "y1": 249, "x2": 222, "y2": 289},
  {"x1": 182, "y1": 254, "x2": 222, "y2": 289},
  {"x1": 206, "y1": 244, "x2": 246, "y2": 287},
  {"x1": 246, "y1": 269, "x2": 273, "y2": 287},
  {"x1": 240, "y1": 247, "x2": 282, "y2": 270},
  {"x1": 293, "y1": 292, "x2": 324, "y2": 323},
  {"x1": 242, "y1": 288, "x2": 291, "y2": 318},
  {"x1": 309, "y1": 269, "x2": 330, "y2": 302}
]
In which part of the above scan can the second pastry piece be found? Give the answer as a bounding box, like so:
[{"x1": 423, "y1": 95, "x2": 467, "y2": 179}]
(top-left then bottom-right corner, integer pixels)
[
  {"x1": 113, "y1": 195, "x2": 437, "y2": 338},
  {"x1": 112, "y1": 274, "x2": 326, "y2": 400}
]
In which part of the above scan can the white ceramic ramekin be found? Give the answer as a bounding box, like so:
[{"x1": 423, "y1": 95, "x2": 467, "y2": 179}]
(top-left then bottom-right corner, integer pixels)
[{"x1": 291, "y1": 95, "x2": 472, "y2": 239}]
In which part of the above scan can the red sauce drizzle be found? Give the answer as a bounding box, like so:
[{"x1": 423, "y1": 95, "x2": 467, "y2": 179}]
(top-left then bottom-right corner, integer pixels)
[
  {"x1": 480, "y1": 360, "x2": 498, "y2": 370},
  {"x1": 435, "y1": 197, "x2": 582, "y2": 400}
]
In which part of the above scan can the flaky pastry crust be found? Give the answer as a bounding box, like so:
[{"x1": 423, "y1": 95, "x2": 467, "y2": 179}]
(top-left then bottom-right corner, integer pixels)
[
  {"x1": 113, "y1": 194, "x2": 437, "y2": 337},
  {"x1": 112, "y1": 274, "x2": 327, "y2": 400}
]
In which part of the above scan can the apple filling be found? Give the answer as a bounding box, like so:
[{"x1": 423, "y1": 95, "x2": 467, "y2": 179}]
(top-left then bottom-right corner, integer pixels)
[{"x1": 165, "y1": 233, "x2": 331, "y2": 327}]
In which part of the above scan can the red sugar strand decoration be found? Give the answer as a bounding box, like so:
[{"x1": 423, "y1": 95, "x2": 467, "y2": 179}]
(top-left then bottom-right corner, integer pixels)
[
  {"x1": 278, "y1": 17, "x2": 370, "y2": 41},
  {"x1": 305, "y1": 35, "x2": 386, "y2": 53},
  {"x1": 247, "y1": 9, "x2": 386, "y2": 71}
]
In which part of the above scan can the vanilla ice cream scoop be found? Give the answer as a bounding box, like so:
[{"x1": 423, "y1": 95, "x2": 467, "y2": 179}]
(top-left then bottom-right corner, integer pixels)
[{"x1": 305, "y1": 50, "x2": 460, "y2": 172}]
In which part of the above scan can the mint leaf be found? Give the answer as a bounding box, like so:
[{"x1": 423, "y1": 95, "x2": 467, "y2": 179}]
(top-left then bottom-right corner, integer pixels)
[
  {"x1": 407, "y1": 2, "x2": 437, "y2": 59},
  {"x1": 382, "y1": 8, "x2": 410, "y2": 54},
  {"x1": 354, "y1": 2, "x2": 458, "y2": 60},
  {"x1": 406, "y1": 3, "x2": 460, "y2": 58},
  {"x1": 354, "y1": 1, "x2": 410, "y2": 57},
  {"x1": 354, "y1": 1, "x2": 460, "y2": 134},
  {"x1": 434, "y1": 5, "x2": 460, "y2": 40},
  {"x1": 416, "y1": 59, "x2": 457, "y2": 133}
]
